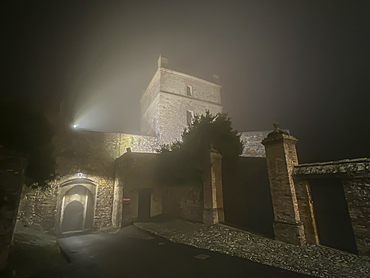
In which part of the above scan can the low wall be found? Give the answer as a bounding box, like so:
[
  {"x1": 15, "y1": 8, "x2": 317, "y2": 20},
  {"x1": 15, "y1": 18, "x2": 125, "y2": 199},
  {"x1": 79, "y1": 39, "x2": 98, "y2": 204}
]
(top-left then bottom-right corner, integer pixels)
[
  {"x1": 293, "y1": 158, "x2": 370, "y2": 255},
  {"x1": 163, "y1": 184, "x2": 203, "y2": 222},
  {"x1": 16, "y1": 185, "x2": 57, "y2": 234},
  {"x1": 342, "y1": 178, "x2": 370, "y2": 256}
]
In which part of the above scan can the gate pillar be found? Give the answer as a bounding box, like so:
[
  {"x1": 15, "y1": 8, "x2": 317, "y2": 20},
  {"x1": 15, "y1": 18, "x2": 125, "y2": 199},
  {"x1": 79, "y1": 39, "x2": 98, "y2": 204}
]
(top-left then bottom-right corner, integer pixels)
[
  {"x1": 262, "y1": 123, "x2": 317, "y2": 245},
  {"x1": 203, "y1": 150, "x2": 224, "y2": 225}
]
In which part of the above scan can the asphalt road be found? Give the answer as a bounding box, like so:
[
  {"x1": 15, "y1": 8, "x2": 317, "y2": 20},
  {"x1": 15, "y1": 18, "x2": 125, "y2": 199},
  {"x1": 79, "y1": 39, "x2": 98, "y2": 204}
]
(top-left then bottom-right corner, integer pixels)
[{"x1": 33, "y1": 225, "x2": 312, "y2": 278}]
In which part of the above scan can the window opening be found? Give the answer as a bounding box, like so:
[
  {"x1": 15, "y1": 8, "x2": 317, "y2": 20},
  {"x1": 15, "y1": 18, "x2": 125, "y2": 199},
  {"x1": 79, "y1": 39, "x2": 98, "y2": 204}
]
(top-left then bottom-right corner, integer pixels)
[
  {"x1": 187, "y1": 110, "x2": 194, "y2": 126},
  {"x1": 187, "y1": 85, "x2": 193, "y2": 96}
]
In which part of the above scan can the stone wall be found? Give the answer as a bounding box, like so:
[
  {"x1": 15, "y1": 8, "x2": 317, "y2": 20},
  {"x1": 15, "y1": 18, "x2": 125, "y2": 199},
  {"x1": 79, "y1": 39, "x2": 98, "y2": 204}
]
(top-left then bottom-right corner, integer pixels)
[
  {"x1": 240, "y1": 130, "x2": 289, "y2": 158},
  {"x1": 162, "y1": 184, "x2": 203, "y2": 222},
  {"x1": 54, "y1": 130, "x2": 116, "y2": 177},
  {"x1": 293, "y1": 158, "x2": 370, "y2": 178},
  {"x1": 54, "y1": 129, "x2": 158, "y2": 177},
  {"x1": 111, "y1": 177, "x2": 123, "y2": 228},
  {"x1": 293, "y1": 158, "x2": 370, "y2": 255},
  {"x1": 262, "y1": 132, "x2": 307, "y2": 245},
  {"x1": 93, "y1": 176, "x2": 115, "y2": 229},
  {"x1": 160, "y1": 69, "x2": 221, "y2": 104},
  {"x1": 140, "y1": 71, "x2": 161, "y2": 137},
  {"x1": 342, "y1": 179, "x2": 370, "y2": 256},
  {"x1": 16, "y1": 184, "x2": 57, "y2": 233},
  {"x1": 55, "y1": 174, "x2": 115, "y2": 233},
  {"x1": 115, "y1": 151, "x2": 224, "y2": 225},
  {"x1": 159, "y1": 150, "x2": 224, "y2": 225},
  {"x1": 16, "y1": 173, "x2": 116, "y2": 234},
  {"x1": 140, "y1": 60, "x2": 222, "y2": 145},
  {"x1": 103, "y1": 133, "x2": 159, "y2": 160},
  {"x1": 114, "y1": 153, "x2": 162, "y2": 226},
  {"x1": 16, "y1": 127, "x2": 158, "y2": 236},
  {"x1": 157, "y1": 92, "x2": 223, "y2": 144},
  {"x1": 240, "y1": 131, "x2": 270, "y2": 157}
]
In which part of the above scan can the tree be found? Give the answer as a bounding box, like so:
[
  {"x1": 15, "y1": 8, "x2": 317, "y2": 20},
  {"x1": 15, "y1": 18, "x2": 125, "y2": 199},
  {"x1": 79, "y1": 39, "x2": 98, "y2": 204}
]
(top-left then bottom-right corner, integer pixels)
[
  {"x1": 0, "y1": 98, "x2": 56, "y2": 187},
  {"x1": 156, "y1": 111, "x2": 243, "y2": 185}
]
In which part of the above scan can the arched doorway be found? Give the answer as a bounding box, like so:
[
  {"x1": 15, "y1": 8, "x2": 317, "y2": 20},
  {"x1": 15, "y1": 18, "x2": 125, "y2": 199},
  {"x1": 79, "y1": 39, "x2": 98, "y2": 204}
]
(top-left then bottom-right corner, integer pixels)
[
  {"x1": 61, "y1": 201, "x2": 84, "y2": 232},
  {"x1": 60, "y1": 185, "x2": 94, "y2": 234}
]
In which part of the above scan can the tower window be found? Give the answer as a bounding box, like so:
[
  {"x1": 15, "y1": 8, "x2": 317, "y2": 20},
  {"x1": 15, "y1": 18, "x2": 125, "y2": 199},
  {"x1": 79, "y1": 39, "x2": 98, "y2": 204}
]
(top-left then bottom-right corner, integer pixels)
[
  {"x1": 186, "y1": 85, "x2": 193, "y2": 96},
  {"x1": 187, "y1": 110, "x2": 194, "y2": 126}
]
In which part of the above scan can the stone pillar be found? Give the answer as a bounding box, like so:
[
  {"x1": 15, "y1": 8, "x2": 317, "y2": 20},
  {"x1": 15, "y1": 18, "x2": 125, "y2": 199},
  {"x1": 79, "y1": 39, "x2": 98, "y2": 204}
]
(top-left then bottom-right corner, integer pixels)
[
  {"x1": 203, "y1": 150, "x2": 224, "y2": 225},
  {"x1": 262, "y1": 123, "x2": 306, "y2": 245},
  {"x1": 291, "y1": 178, "x2": 319, "y2": 245}
]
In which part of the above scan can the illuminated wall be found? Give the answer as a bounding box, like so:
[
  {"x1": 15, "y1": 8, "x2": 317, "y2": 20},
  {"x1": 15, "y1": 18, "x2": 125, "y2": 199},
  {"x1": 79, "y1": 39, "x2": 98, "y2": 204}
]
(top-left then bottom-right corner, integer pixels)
[
  {"x1": 16, "y1": 182, "x2": 58, "y2": 233},
  {"x1": 140, "y1": 56, "x2": 223, "y2": 145},
  {"x1": 16, "y1": 173, "x2": 115, "y2": 234},
  {"x1": 59, "y1": 185, "x2": 94, "y2": 233},
  {"x1": 102, "y1": 132, "x2": 159, "y2": 160},
  {"x1": 56, "y1": 174, "x2": 115, "y2": 233},
  {"x1": 15, "y1": 56, "x2": 273, "y2": 236}
]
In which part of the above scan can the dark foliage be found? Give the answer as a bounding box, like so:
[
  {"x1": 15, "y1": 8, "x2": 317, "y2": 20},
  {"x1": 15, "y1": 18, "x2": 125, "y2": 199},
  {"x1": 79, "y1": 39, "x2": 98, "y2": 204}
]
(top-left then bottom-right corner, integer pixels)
[
  {"x1": 0, "y1": 99, "x2": 56, "y2": 186},
  {"x1": 156, "y1": 111, "x2": 243, "y2": 186}
]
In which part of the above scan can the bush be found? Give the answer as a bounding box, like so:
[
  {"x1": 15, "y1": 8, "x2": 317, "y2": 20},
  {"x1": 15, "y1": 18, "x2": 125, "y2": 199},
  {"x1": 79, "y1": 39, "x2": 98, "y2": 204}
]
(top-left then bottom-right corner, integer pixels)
[{"x1": 156, "y1": 111, "x2": 243, "y2": 186}]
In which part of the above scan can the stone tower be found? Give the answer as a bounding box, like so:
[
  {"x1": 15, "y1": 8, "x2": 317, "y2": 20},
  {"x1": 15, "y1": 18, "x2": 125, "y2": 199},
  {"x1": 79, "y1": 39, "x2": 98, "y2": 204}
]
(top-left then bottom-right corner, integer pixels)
[{"x1": 140, "y1": 56, "x2": 223, "y2": 145}]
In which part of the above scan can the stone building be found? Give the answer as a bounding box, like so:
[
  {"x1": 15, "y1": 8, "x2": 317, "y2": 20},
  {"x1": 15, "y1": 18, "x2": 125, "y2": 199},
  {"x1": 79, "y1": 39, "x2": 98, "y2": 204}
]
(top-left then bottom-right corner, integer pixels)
[
  {"x1": 140, "y1": 56, "x2": 222, "y2": 145},
  {"x1": 15, "y1": 56, "x2": 264, "y2": 235},
  {"x1": 14, "y1": 56, "x2": 369, "y2": 256}
]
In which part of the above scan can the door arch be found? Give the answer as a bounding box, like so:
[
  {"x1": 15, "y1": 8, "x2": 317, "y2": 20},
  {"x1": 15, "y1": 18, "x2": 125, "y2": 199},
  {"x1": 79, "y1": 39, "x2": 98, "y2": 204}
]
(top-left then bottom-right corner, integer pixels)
[{"x1": 60, "y1": 185, "x2": 94, "y2": 233}]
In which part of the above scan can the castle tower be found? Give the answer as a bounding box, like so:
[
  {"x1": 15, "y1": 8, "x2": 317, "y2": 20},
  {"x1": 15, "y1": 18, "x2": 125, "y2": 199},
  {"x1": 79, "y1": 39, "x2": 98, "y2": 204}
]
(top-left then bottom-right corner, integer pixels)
[{"x1": 140, "y1": 56, "x2": 223, "y2": 145}]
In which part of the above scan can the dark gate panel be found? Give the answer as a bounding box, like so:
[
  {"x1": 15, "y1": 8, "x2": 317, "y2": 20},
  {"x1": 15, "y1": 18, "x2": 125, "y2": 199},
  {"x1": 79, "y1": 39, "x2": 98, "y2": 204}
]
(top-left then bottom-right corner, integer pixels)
[
  {"x1": 223, "y1": 157, "x2": 274, "y2": 239},
  {"x1": 138, "y1": 189, "x2": 151, "y2": 221},
  {"x1": 309, "y1": 178, "x2": 357, "y2": 254}
]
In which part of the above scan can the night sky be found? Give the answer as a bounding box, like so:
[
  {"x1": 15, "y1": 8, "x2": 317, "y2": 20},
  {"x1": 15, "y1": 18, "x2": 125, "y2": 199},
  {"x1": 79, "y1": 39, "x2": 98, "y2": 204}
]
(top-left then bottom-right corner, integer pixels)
[{"x1": 2, "y1": 0, "x2": 370, "y2": 163}]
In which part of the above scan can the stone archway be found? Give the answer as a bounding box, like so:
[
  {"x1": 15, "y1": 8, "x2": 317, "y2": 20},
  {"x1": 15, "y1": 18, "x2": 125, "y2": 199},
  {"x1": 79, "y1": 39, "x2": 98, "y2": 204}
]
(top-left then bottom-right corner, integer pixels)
[{"x1": 60, "y1": 185, "x2": 94, "y2": 234}]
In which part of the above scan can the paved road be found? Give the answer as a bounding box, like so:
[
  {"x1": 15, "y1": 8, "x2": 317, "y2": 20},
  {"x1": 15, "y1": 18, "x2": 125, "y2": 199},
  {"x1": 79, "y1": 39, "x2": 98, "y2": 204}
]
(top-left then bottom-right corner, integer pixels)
[{"x1": 33, "y1": 225, "x2": 311, "y2": 278}]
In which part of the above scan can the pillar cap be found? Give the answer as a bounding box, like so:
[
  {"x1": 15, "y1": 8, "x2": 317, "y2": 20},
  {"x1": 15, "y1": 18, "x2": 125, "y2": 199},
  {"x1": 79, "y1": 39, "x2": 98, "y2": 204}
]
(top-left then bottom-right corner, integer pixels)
[{"x1": 262, "y1": 122, "x2": 297, "y2": 145}]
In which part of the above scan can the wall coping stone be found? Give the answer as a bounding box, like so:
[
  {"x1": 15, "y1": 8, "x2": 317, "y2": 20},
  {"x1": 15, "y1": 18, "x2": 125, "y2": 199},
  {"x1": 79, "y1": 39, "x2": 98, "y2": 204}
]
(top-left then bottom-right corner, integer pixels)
[{"x1": 293, "y1": 158, "x2": 370, "y2": 179}]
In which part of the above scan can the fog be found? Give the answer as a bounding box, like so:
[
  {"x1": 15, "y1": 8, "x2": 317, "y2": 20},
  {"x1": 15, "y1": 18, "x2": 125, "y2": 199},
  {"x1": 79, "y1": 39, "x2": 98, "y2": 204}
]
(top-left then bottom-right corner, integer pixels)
[{"x1": 3, "y1": 0, "x2": 370, "y2": 162}]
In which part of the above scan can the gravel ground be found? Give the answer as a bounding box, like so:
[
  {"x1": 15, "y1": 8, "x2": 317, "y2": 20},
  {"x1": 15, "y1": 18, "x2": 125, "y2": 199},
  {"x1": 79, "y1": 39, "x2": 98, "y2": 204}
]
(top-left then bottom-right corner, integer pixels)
[{"x1": 135, "y1": 219, "x2": 370, "y2": 278}]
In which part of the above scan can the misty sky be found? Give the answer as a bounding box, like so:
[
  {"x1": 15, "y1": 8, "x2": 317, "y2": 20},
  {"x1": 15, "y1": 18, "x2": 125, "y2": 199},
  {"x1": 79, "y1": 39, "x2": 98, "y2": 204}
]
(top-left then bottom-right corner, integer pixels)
[{"x1": 2, "y1": 0, "x2": 370, "y2": 163}]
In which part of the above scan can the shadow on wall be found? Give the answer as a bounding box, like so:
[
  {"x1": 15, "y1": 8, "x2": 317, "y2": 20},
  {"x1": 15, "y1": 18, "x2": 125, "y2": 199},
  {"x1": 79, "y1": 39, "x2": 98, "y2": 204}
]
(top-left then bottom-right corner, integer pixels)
[
  {"x1": 309, "y1": 179, "x2": 358, "y2": 254},
  {"x1": 222, "y1": 157, "x2": 275, "y2": 239}
]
